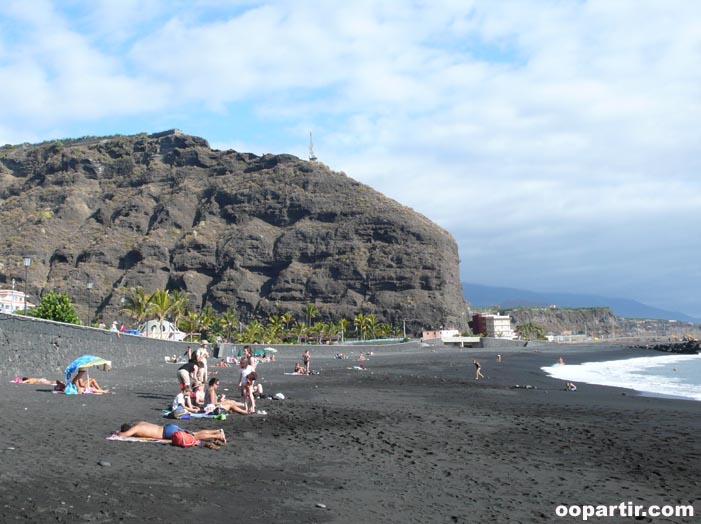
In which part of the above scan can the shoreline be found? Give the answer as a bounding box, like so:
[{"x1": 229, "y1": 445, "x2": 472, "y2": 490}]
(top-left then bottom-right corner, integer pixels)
[{"x1": 538, "y1": 348, "x2": 701, "y2": 402}]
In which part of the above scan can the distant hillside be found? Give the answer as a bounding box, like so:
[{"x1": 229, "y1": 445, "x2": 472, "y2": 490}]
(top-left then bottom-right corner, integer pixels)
[{"x1": 463, "y1": 282, "x2": 699, "y2": 322}]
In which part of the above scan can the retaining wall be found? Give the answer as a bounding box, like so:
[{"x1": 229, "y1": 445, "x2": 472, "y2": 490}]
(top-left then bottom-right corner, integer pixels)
[
  {"x1": 0, "y1": 313, "x2": 188, "y2": 379},
  {"x1": 0, "y1": 313, "x2": 423, "y2": 379}
]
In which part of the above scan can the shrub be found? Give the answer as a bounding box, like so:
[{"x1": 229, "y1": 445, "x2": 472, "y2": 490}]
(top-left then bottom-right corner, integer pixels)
[{"x1": 28, "y1": 291, "x2": 81, "y2": 324}]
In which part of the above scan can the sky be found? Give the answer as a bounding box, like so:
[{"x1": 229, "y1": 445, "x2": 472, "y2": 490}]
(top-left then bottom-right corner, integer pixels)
[{"x1": 1, "y1": 1, "x2": 700, "y2": 317}]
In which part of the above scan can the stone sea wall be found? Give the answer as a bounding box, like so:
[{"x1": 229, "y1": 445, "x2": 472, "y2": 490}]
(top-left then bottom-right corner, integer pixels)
[
  {"x1": 0, "y1": 313, "x2": 424, "y2": 379},
  {"x1": 0, "y1": 313, "x2": 188, "y2": 379}
]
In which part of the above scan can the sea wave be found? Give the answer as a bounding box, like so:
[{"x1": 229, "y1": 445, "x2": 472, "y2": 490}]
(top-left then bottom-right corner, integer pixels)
[{"x1": 541, "y1": 354, "x2": 701, "y2": 401}]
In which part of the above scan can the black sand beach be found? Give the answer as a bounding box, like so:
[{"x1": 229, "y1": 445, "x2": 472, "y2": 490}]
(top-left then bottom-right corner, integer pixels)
[{"x1": 1, "y1": 343, "x2": 699, "y2": 523}]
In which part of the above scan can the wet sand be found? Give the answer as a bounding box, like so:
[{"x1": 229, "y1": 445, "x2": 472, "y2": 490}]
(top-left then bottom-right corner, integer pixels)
[{"x1": 1, "y1": 343, "x2": 699, "y2": 523}]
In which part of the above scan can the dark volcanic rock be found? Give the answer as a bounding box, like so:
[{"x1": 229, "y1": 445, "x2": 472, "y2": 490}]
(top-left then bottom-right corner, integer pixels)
[{"x1": 0, "y1": 130, "x2": 466, "y2": 332}]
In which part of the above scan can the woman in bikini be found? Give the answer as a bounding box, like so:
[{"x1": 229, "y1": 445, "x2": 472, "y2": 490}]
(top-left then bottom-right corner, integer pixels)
[
  {"x1": 72, "y1": 369, "x2": 109, "y2": 394},
  {"x1": 205, "y1": 377, "x2": 249, "y2": 415}
]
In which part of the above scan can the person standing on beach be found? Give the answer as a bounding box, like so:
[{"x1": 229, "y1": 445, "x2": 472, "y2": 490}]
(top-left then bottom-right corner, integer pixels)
[
  {"x1": 177, "y1": 360, "x2": 198, "y2": 389},
  {"x1": 239, "y1": 357, "x2": 253, "y2": 398},
  {"x1": 473, "y1": 359, "x2": 485, "y2": 380},
  {"x1": 243, "y1": 345, "x2": 257, "y2": 370},
  {"x1": 302, "y1": 349, "x2": 311, "y2": 374},
  {"x1": 194, "y1": 341, "x2": 210, "y2": 384}
]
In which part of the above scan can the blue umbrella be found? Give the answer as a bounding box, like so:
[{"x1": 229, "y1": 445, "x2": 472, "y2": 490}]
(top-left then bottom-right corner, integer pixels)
[{"x1": 64, "y1": 355, "x2": 112, "y2": 394}]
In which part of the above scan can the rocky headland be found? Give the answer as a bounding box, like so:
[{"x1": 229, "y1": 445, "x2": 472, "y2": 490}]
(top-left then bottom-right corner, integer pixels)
[{"x1": 0, "y1": 130, "x2": 466, "y2": 331}]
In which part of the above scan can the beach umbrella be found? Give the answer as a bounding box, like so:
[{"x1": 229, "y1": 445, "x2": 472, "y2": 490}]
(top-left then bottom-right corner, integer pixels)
[
  {"x1": 64, "y1": 355, "x2": 112, "y2": 384},
  {"x1": 264, "y1": 347, "x2": 278, "y2": 353}
]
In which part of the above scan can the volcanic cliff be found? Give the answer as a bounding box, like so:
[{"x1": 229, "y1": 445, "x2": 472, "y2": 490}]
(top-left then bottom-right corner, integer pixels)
[{"x1": 0, "y1": 130, "x2": 466, "y2": 332}]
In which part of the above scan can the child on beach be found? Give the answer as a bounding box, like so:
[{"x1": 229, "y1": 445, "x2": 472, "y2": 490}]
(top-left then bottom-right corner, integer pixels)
[
  {"x1": 239, "y1": 357, "x2": 253, "y2": 398},
  {"x1": 243, "y1": 372, "x2": 260, "y2": 413},
  {"x1": 172, "y1": 386, "x2": 199, "y2": 416}
]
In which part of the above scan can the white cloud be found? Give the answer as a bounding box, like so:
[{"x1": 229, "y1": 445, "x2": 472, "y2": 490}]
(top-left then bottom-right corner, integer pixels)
[{"x1": 1, "y1": 0, "x2": 701, "y2": 315}]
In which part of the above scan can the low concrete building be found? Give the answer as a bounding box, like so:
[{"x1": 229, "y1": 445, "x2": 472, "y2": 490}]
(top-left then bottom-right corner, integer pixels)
[{"x1": 473, "y1": 313, "x2": 514, "y2": 339}]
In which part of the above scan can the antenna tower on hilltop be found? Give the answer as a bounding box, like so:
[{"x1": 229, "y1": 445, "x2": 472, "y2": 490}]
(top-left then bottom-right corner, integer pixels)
[{"x1": 308, "y1": 131, "x2": 318, "y2": 162}]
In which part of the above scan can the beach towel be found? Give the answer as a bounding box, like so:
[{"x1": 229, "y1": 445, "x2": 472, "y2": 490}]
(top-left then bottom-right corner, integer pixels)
[
  {"x1": 283, "y1": 372, "x2": 308, "y2": 376},
  {"x1": 162, "y1": 410, "x2": 215, "y2": 419},
  {"x1": 106, "y1": 435, "x2": 170, "y2": 444}
]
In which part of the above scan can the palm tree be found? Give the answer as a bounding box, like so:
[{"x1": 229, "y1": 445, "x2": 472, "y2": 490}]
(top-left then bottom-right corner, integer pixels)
[
  {"x1": 304, "y1": 302, "x2": 318, "y2": 327},
  {"x1": 367, "y1": 314, "x2": 379, "y2": 339},
  {"x1": 324, "y1": 321, "x2": 340, "y2": 343},
  {"x1": 338, "y1": 318, "x2": 350, "y2": 343},
  {"x1": 281, "y1": 312, "x2": 294, "y2": 331},
  {"x1": 219, "y1": 307, "x2": 238, "y2": 342},
  {"x1": 170, "y1": 290, "x2": 188, "y2": 329},
  {"x1": 147, "y1": 289, "x2": 176, "y2": 339},
  {"x1": 179, "y1": 310, "x2": 201, "y2": 342},
  {"x1": 199, "y1": 305, "x2": 216, "y2": 340},
  {"x1": 267, "y1": 315, "x2": 284, "y2": 342},
  {"x1": 354, "y1": 313, "x2": 368, "y2": 341},
  {"x1": 310, "y1": 321, "x2": 326, "y2": 344},
  {"x1": 241, "y1": 320, "x2": 265, "y2": 344},
  {"x1": 290, "y1": 321, "x2": 308, "y2": 344},
  {"x1": 516, "y1": 322, "x2": 545, "y2": 340},
  {"x1": 378, "y1": 323, "x2": 393, "y2": 338},
  {"x1": 122, "y1": 286, "x2": 150, "y2": 325}
]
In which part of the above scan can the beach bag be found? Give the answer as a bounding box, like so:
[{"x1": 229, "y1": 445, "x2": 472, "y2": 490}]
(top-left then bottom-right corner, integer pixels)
[
  {"x1": 170, "y1": 406, "x2": 188, "y2": 419},
  {"x1": 64, "y1": 383, "x2": 78, "y2": 395},
  {"x1": 171, "y1": 430, "x2": 197, "y2": 448}
]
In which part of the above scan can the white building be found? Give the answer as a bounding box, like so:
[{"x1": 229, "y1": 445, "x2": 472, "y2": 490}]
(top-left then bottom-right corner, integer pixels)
[
  {"x1": 0, "y1": 289, "x2": 35, "y2": 313},
  {"x1": 483, "y1": 314, "x2": 515, "y2": 339},
  {"x1": 422, "y1": 328, "x2": 461, "y2": 340}
]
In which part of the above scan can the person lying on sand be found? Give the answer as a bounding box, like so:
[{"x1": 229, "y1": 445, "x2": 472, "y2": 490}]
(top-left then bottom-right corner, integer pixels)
[
  {"x1": 72, "y1": 369, "x2": 109, "y2": 394},
  {"x1": 115, "y1": 421, "x2": 226, "y2": 445},
  {"x1": 15, "y1": 377, "x2": 59, "y2": 385},
  {"x1": 566, "y1": 382, "x2": 577, "y2": 391}
]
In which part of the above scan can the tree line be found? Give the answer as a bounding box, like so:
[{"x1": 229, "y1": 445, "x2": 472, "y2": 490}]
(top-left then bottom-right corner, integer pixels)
[{"x1": 24, "y1": 287, "x2": 405, "y2": 345}]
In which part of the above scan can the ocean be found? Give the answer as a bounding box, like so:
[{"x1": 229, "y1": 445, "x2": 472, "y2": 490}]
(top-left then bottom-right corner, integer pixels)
[{"x1": 541, "y1": 353, "x2": 701, "y2": 401}]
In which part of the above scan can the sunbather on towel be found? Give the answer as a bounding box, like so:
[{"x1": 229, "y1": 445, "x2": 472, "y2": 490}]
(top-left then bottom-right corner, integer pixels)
[
  {"x1": 17, "y1": 377, "x2": 58, "y2": 385},
  {"x1": 115, "y1": 421, "x2": 226, "y2": 444}
]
